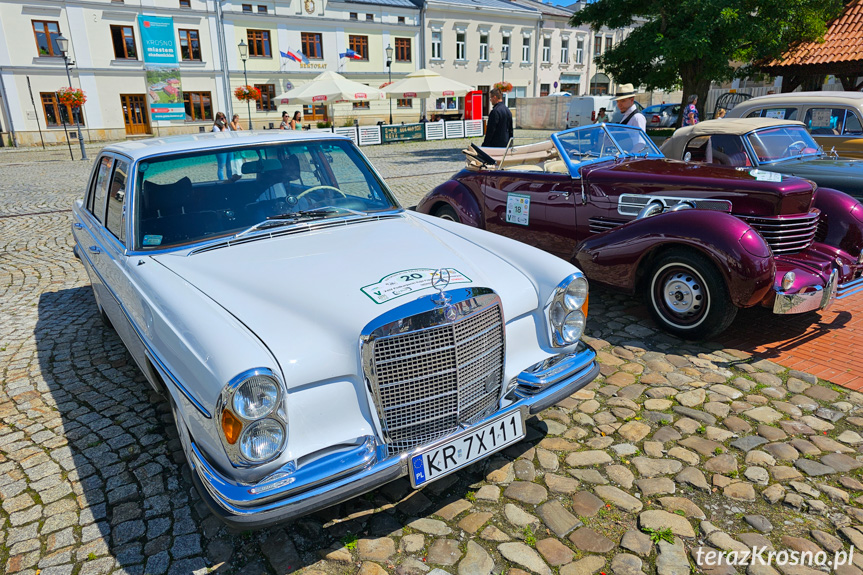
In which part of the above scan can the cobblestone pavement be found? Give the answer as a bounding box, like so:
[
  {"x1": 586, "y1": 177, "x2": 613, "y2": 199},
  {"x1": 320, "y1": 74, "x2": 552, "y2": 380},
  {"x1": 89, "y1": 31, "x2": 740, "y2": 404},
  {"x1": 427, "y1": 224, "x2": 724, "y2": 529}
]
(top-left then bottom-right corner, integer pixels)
[{"x1": 2, "y1": 133, "x2": 863, "y2": 575}]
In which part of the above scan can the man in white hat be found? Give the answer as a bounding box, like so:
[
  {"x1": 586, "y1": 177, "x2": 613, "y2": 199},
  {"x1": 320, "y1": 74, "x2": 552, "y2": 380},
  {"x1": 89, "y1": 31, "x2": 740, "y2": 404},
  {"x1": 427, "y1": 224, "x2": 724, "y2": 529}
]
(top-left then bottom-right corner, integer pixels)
[{"x1": 612, "y1": 83, "x2": 646, "y2": 131}]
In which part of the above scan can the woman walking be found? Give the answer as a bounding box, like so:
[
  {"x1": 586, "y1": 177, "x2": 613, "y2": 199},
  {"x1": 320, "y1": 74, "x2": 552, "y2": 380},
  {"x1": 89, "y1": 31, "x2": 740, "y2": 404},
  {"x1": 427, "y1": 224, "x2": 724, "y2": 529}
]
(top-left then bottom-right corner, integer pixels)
[{"x1": 683, "y1": 95, "x2": 699, "y2": 126}]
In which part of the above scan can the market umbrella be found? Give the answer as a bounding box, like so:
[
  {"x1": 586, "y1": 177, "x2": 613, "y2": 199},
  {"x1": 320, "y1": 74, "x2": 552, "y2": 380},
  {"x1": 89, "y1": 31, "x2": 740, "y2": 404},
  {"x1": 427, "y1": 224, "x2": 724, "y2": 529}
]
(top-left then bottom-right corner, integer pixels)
[
  {"x1": 381, "y1": 68, "x2": 474, "y2": 100},
  {"x1": 275, "y1": 71, "x2": 384, "y2": 127}
]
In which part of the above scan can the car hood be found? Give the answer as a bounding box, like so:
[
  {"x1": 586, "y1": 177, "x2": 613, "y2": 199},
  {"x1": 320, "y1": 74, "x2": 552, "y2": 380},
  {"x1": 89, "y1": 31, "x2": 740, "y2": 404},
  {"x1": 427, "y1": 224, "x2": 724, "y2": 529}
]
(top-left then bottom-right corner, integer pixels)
[
  {"x1": 765, "y1": 157, "x2": 863, "y2": 195},
  {"x1": 581, "y1": 157, "x2": 815, "y2": 215},
  {"x1": 151, "y1": 214, "x2": 539, "y2": 386}
]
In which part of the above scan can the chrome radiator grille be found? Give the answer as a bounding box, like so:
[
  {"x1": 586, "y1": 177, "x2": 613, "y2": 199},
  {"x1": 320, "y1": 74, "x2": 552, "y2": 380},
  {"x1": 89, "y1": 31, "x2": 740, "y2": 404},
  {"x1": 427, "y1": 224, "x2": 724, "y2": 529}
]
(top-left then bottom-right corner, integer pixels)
[
  {"x1": 741, "y1": 210, "x2": 820, "y2": 255},
  {"x1": 366, "y1": 297, "x2": 505, "y2": 456}
]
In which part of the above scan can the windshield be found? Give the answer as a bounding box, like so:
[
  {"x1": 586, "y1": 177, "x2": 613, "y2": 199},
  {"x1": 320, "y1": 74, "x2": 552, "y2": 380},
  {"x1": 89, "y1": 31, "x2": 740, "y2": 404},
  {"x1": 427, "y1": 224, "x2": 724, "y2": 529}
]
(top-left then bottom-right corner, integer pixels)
[
  {"x1": 134, "y1": 139, "x2": 399, "y2": 250},
  {"x1": 745, "y1": 126, "x2": 820, "y2": 163},
  {"x1": 553, "y1": 124, "x2": 662, "y2": 167}
]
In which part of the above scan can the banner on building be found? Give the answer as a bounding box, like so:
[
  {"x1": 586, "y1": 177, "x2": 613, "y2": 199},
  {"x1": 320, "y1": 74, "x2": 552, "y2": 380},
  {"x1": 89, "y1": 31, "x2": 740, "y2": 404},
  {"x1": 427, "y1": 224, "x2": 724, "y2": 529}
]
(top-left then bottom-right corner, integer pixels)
[{"x1": 138, "y1": 15, "x2": 184, "y2": 121}]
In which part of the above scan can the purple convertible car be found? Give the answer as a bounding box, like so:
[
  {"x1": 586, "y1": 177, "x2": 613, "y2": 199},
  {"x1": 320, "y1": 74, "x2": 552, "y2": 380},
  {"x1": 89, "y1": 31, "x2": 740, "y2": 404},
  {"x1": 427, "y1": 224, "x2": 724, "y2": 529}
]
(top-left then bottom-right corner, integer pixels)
[{"x1": 416, "y1": 124, "x2": 863, "y2": 339}]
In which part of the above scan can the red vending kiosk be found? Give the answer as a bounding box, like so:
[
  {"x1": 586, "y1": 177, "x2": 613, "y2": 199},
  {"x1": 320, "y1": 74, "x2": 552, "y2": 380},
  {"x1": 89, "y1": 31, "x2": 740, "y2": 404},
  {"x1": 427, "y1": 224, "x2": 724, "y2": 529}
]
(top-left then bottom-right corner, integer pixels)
[{"x1": 464, "y1": 90, "x2": 483, "y2": 120}]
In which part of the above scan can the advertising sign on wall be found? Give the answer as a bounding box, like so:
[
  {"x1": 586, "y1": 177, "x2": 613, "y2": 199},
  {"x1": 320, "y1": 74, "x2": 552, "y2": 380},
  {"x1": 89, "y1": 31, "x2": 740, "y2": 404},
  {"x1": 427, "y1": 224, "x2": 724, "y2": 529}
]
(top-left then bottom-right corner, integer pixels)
[
  {"x1": 138, "y1": 15, "x2": 184, "y2": 121},
  {"x1": 382, "y1": 123, "x2": 425, "y2": 143}
]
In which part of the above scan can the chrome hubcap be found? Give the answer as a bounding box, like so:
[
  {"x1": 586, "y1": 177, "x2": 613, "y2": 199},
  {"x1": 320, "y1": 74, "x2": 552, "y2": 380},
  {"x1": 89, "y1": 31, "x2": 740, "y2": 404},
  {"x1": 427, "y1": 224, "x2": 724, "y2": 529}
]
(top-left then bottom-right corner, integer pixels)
[{"x1": 663, "y1": 273, "x2": 703, "y2": 316}]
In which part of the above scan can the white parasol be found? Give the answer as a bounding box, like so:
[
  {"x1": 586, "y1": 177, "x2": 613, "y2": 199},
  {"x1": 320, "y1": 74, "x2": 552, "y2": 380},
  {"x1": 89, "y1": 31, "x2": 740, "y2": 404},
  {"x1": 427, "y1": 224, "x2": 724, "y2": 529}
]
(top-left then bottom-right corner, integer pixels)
[
  {"x1": 381, "y1": 68, "x2": 474, "y2": 100},
  {"x1": 274, "y1": 71, "x2": 385, "y2": 103}
]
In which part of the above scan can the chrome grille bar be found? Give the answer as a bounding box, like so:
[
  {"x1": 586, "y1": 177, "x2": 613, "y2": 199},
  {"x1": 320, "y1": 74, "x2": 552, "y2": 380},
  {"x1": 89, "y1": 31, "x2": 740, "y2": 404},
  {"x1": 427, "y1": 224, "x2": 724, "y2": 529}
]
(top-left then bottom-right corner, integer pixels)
[{"x1": 740, "y1": 210, "x2": 820, "y2": 255}]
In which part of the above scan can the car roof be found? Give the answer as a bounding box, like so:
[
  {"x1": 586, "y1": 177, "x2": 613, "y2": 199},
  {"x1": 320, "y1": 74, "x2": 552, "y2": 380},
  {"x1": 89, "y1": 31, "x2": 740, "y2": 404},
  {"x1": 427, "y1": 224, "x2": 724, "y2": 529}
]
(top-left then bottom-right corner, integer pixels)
[
  {"x1": 739, "y1": 91, "x2": 863, "y2": 107},
  {"x1": 661, "y1": 118, "x2": 806, "y2": 158},
  {"x1": 100, "y1": 130, "x2": 349, "y2": 161}
]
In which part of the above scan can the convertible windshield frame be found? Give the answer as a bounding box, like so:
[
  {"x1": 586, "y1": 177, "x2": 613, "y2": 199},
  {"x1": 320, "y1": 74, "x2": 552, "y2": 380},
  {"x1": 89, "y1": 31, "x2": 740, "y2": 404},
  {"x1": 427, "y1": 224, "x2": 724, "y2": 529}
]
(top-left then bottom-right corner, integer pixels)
[
  {"x1": 128, "y1": 138, "x2": 402, "y2": 254},
  {"x1": 551, "y1": 123, "x2": 663, "y2": 177},
  {"x1": 744, "y1": 125, "x2": 822, "y2": 165}
]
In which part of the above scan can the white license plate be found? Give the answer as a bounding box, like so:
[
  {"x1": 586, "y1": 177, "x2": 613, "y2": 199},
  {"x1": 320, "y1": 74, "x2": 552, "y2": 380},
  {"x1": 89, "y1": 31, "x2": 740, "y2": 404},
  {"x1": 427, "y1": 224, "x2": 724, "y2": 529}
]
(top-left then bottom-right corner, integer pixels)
[{"x1": 410, "y1": 411, "x2": 524, "y2": 488}]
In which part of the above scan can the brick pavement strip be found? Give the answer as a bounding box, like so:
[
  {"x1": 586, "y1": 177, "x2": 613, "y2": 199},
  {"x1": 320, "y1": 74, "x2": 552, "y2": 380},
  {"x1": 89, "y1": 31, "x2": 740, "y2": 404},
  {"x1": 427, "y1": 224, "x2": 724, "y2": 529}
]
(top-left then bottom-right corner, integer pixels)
[{"x1": 2, "y1": 133, "x2": 863, "y2": 574}]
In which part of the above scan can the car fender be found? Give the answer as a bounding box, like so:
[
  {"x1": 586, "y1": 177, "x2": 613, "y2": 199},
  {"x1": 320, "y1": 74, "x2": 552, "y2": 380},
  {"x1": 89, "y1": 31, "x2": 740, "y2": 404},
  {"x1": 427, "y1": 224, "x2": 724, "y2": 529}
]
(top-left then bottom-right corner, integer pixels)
[
  {"x1": 812, "y1": 187, "x2": 863, "y2": 258},
  {"x1": 416, "y1": 178, "x2": 484, "y2": 228},
  {"x1": 573, "y1": 210, "x2": 775, "y2": 308}
]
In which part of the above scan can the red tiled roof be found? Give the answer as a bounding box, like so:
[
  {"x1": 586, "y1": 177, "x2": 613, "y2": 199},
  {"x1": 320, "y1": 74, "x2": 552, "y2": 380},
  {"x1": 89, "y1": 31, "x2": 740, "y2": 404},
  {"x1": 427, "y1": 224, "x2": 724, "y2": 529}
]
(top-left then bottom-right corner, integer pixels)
[{"x1": 766, "y1": 0, "x2": 863, "y2": 69}]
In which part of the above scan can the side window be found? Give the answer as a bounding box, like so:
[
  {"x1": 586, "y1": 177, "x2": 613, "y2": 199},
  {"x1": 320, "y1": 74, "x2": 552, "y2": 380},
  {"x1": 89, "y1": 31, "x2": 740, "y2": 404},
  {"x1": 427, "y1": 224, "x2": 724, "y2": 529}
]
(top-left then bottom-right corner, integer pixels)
[
  {"x1": 803, "y1": 108, "x2": 845, "y2": 135},
  {"x1": 683, "y1": 136, "x2": 710, "y2": 162},
  {"x1": 709, "y1": 134, "x2": 750, "y2": 166},
  {"x1": 106, "y1": 160, "x2": 129, "y2": 241},
  {"x1": 844, "y1": 111, "x2": 863, "y2": 135},
  {"x1": 90, "y1": 156, "x2": 114, "y2": 224},
  {"x1": 758, "y1": 107, "x2": 798, "y2": 120}
]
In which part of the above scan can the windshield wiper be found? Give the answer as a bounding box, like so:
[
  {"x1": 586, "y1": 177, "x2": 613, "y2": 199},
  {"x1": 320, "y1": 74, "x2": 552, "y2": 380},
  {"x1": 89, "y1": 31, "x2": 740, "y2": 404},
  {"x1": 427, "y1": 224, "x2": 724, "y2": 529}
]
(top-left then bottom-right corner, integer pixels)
[
  {"x1": 234, "y1": 206, "x2": 369, "y2": 238},
  {"x1": 570, "y1": 150, "x2": 599, "y2": 159}
]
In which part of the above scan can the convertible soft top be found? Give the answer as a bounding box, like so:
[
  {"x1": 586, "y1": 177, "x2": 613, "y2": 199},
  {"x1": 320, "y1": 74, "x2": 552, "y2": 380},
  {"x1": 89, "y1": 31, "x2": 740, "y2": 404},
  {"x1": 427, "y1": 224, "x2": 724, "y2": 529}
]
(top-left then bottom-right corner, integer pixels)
[{"x1": 661, "y1": 118, "x2": 806, "y2": 159}]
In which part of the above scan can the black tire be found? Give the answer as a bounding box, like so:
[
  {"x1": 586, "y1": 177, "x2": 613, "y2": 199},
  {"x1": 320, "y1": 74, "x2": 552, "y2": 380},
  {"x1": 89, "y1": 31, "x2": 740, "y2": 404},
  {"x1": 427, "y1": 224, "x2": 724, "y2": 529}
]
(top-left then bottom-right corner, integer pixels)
[
  {"x1": 434, "y1": 204, "x2": 460, "y2": 223},
  {"x1": 645, "y1": 248, "x2": 737, "y2": 340},
  {"x1": 94, "y1": 293, "x2": 114, "y2": 331}
]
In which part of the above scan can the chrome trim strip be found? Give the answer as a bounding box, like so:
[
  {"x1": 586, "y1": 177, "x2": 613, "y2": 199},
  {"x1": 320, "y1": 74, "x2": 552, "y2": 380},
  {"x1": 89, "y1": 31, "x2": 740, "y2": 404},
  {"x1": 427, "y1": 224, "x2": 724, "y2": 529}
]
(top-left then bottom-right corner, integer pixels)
[
  {"x1": 837, "y1": 276, "x2": 863, "y2": 300},
  {"x1": 772, "y1": 285, "x2": 825, "y2": 314},
  {"x1": 515, "y1": 349, "x2": 597, "y2": 392},
  {"x1": 618, "y1": 194, "x2": 732, "y2": 217}
]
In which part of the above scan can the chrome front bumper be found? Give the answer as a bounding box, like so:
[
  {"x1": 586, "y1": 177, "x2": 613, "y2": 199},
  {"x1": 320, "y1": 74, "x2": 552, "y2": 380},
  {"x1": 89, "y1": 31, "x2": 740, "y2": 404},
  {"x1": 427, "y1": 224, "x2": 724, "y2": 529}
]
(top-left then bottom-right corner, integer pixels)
[
  {"x1": 190, "y1": 344, "x2": 598, "y2": 530},
  {"x1": 773, "y1": 270, "x2": 863, "y2": 314}
]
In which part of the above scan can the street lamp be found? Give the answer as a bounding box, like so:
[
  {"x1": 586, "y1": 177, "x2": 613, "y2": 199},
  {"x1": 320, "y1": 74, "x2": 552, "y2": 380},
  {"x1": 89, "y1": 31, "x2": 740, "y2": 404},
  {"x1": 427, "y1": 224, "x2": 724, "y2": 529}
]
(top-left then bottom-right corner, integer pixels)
[
  {"x1": 500, "y1": 47, "x2": 507, "y2": 83},
  {"x1": 385, "y1": 44, "x2": 393, "y2": 125},
  {"x1": 238, "y1": 40, "x2": 252, "y2": 130},
  {"x1": 55, "y1": 34, "x2": 87, "y2": 161}
]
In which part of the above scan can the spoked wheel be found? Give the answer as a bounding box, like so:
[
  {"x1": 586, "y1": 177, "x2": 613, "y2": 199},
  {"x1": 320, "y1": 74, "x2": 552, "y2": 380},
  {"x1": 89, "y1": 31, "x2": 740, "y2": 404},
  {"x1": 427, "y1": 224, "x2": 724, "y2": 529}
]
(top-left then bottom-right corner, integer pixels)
[
  {"x1": 646, "y1": 249, "x2": 737, "y2": 340},
  {"x1": 434, "y1": 204, "x2": 460, "y2": 223}
]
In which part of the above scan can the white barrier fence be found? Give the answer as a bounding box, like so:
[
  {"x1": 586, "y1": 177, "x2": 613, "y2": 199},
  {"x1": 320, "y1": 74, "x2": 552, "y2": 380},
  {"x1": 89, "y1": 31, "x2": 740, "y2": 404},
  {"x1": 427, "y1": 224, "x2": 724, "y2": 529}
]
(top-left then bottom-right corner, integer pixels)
[{"x1": 308, "y1": 120, "x2": 482, "y2": 146}]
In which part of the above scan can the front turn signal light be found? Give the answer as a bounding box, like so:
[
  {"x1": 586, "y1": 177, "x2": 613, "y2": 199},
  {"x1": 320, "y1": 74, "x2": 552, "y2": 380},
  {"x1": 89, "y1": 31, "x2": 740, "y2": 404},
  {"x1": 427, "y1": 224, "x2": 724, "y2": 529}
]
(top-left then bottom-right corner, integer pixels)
[{"x1": 222, "y1": 410, "x2": 243, "y2": 444}]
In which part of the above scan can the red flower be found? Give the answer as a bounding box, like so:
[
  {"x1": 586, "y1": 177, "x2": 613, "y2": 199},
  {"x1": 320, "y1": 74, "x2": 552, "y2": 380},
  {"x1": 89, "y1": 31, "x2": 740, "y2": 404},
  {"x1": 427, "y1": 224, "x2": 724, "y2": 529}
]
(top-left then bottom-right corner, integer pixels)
[
  {"x1": 234, "y1": 85, "x2": 261, "y2": 101},
  {"x1": 493, "y1": 81, "x2": 513, "y2": 93},
  {"x1": 56, "y1": 87, "x2": 86, "y2": 108}
]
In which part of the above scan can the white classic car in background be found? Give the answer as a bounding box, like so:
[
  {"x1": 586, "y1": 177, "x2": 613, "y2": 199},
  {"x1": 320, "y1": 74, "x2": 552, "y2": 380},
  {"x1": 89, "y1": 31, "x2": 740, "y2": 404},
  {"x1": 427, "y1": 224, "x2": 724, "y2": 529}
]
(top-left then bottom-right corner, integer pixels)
[{"x1": 71, "y1": 131, "x2": 599, "y2": 529}]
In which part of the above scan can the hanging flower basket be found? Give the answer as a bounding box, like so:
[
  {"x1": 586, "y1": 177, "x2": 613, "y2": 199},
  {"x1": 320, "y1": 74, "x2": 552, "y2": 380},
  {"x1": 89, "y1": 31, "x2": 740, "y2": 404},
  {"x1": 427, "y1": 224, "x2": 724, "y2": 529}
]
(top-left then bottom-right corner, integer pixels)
[
  {"x1": 379, "y1": 81, "x2": 393, "y2": 89},
  {"x1": 234, "y1": 85, "x2": 261, "y2": 101},
  {"x1": 493, "y1": 81, "x2": 513, "y2": 93},
  {"x1": 56, "y1": 87, "x2": 86, "y2": 108}
]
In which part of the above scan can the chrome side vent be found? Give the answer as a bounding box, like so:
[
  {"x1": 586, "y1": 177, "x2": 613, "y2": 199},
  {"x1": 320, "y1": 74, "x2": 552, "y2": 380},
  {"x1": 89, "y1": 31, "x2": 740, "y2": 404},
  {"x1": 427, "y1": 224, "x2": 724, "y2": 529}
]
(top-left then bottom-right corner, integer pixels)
[{"x1": 617, "y1": 194, "x2": 732, "y2": 217}]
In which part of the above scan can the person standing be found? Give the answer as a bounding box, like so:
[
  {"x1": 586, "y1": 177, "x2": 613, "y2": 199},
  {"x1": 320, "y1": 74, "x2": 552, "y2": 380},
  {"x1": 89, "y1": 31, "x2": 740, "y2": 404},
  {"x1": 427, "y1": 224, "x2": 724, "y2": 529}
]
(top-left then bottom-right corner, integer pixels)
[
  {"x1": 683, "y1": 94, "x2": 699, "y2": 126},
  {"x1": 596, "y1": 107, "x2": 610, "y2": 123},
  {"x1": 715, "y1": 107, "x2": 727, "y2": 120},
  {"x1": 482, "y1": 88, "x2": 513, "y2": 148},
  {"x1": 280, "y1": 111, "x2": 291, "y2": 130},
  {"x1": 230, "y1": 114, "x2": 243, "y2": 131},
  {"x1": 612, "y1": 84, "x2": 646, "y2": 130},
  {"x1": 289, "y1": 111, "x2": 302, "y2": 131},
  {"x1": 212, "y1": 112, "x2": 232, "y2": 180}
]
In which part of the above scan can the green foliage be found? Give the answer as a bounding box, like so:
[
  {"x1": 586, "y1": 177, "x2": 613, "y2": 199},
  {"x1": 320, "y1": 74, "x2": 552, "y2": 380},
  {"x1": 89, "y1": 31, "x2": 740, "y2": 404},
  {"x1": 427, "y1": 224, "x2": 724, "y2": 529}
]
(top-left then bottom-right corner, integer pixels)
[
  {"x1": 714, "y1": 447, "x2": 723, "y2": 455},
  {"x1": 317, "y1": 121, "x2": 331, "y2": 128},
  {"x1": 642, "y1": 526, "x2": 675, "y2": 544},
  {"x1": 697, "y1": 425, "x2": 706, "y2": 434},
  {"x1": 342, "y1": 533, "x2": 359, "y2": 551},
  {"x1": 465, "y1": 491, "x2": 477, "y2": 503},
  {"x1": 522, "y1": 526, "x2": 537, "y2": 547},
  {"x1": 674, "y1": 509, "x2": 686, "y2": 516},
  {"x1": 87, "y1": 552, "x2": 97, "y2": 561},
  {"x1": 569, "y1": 0, "x2": 843, "y2": 114}
]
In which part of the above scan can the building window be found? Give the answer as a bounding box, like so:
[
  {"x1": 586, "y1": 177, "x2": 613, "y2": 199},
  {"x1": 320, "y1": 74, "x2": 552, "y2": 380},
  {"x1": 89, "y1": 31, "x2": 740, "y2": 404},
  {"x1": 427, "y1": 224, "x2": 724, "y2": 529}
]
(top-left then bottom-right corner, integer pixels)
[
  {"x1": 366, "y1": 14, "x2": 374, "y2": 21},
  {"x1": 605, "y1": 36, "x2": 613, "y2": 52},
  {"x1": 501, "y1": 36, "x2": 510, "y2": 62},
  {"x1": 179, "y1": 0, "x2": 191, "y2": 7},
  {"x1": 41, "y1": 92, "x2": 86, "y2": 127},
  {"x1": 395, "y1": 37, "x2": 411, "y2": 62},
  {"x1": 352, "y1": 101, "x2": 370, "y2": 109},
  {"x1": 349, "y1": 12, "x2": 358, "y2": 20},
  {"x1": 301, "y1": 32, "x2": 323, "y2": 59},
  {"x1": 594, "y1": 34, "x2": 602, "y2": 56},
  {"x1": 178, "y1": 29, "x2": 201, "y2": 61},
  {"x1": 431, "y1": 31, "x2": 442, "y2": 59},
  {"x1": 521, "y1": 36, "x2": 530, "y2": 63},
  {"x1": 348, "y1": 35, "x2": 369, "y2": 60},
  {"x1": 455, "y1": 32, "x2": 465, "y2": 60},
  {"x1": 183, "y1": 91, "x2": 213, "y2": 121},
  {"x1": 258, "y1": 5, "x2": 267, "y2": 13},
  {"x1": 111, "y1": 25, "x2": 138, "y2": 60},
  {"x1": 255, "y1": 84, "x2": 276, "y2": 111},
  {"x1": 398, "y1": 16, "x2": 405, "y2": 24},
  {"x1": 33, "y1": 21, "x2": 62, "y2": 57},
  {"x1": 242, "y1": 4, "x2": 252, "y2": 12},
  {"x1": 542, "y1": 37, "x2": 551, "y2": 63},
  {"x1": 540, "y1": 83, "x2": 549, "y2": 96},
  {"x1": 575, "y1": 38, "x2": 583, "y2": 64},
  {"x1": 397, "y1": 98, "x2": 412, "y2": 108},
  {"x1": 479, "y1": 33, "x2": 488, "y2": 61},
  {"x1": 561, "y1": 38, "x2": 569, "y2": 63},
  {"x1": 247, "y1": 29, "x2": 271, "y2": 57}
]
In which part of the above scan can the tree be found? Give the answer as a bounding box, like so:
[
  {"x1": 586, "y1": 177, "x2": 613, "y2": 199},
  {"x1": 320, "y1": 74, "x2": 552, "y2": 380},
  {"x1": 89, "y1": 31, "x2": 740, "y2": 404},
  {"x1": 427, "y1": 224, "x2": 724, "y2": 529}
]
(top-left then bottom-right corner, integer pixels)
[{"x1": 570, "y1": 0, "x2": 843, "y2": 124}]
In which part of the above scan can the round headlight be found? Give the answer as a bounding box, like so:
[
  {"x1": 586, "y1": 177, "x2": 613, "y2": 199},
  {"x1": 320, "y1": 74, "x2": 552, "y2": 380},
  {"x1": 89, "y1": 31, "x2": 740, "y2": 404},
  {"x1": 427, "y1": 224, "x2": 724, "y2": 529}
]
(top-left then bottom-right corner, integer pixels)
[
  {"x1": 233, "y1": 375, "x2": 279, "y2": 420},
  {"x1": 550, "y1": 301, "x2": 567, "y2": 328},
  {"x1": 239, "y1": 419, "x2": 285, "y2": 462},
  {"x1": 560, "y1": 310, "x2": 586, "y2": 343},
  {"x1": 563, "y1": 277, "x2": 589, "y2": 310},
  {"x1": 781, "y1": 271, "x2": 796, "y2": 291}
]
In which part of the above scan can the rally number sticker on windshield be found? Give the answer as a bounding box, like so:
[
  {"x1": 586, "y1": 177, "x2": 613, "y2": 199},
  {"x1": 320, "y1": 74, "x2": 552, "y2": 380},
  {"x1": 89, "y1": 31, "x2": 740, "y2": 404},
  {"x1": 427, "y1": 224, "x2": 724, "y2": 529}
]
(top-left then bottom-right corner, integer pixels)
[
  {"x1": 749, "y1": 169, "x2": 782, "y2": 182},
  {"x1": 506, "y1": 193, "x2": 530, "y2": 226},
  {"x1": 361, "y1": 268, "x2": 472, "y2": 304}
]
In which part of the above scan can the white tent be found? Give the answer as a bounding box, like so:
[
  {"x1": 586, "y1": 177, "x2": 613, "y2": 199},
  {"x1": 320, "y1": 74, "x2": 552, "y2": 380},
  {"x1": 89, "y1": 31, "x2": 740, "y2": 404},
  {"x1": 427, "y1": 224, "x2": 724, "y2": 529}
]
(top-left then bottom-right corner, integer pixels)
[
  {"x1": 274, "y1": 71, "x2": 385, "y2": 104},
  {"x1": 381, "y1": 68, "x2": 474, "y2": 100}
]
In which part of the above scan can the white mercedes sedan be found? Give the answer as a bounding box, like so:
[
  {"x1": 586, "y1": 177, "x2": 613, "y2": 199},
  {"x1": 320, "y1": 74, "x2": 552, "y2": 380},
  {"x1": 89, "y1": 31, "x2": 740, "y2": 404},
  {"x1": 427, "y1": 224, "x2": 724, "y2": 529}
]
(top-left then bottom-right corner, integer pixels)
[{"x1": 71, "y1": 131, "x2": 599, "y2": 529}]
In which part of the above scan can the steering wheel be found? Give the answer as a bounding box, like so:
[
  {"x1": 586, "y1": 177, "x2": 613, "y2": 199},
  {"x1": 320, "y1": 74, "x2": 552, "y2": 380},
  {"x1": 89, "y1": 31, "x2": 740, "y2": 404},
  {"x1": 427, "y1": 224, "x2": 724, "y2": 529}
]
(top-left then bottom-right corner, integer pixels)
[
  {"x1": 784, "y1": 140, "x2": 808, "y2": 156},
  {"x1": 296, "y1": 185, "x2": 347, "y2": 200}
]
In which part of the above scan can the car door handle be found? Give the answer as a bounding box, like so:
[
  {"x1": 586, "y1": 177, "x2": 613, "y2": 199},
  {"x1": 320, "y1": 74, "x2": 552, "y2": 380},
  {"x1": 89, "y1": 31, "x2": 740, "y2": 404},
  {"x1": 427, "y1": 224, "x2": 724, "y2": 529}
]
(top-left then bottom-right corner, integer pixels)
[
  {"x1": 73, "y1": 223, "x2": 84, "y2": 229},
  {"x1": 89, "y1": 246, "x2": 101, "y2": 254}
]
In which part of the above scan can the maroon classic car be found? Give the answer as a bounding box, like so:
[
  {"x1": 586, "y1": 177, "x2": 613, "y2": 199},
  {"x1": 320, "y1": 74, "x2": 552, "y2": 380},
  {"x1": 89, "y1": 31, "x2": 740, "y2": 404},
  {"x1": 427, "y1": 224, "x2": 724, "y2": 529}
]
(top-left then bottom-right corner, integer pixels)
[{"x1": 416, "y1": 124, "x2": 863, "y2": 339}]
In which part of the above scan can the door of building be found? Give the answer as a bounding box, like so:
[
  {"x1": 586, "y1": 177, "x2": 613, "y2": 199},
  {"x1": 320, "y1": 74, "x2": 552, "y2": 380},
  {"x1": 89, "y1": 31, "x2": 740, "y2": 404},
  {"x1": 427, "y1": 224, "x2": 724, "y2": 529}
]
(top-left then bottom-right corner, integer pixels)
[
  {"x1": 479, "y1": 86, "x2": 490, "y2": 115},
  {"x1": 120, "y1": 94, "x2": 151, "y2": 135},
  {"x1": 302, "y1": 104, "x2": 329, "y2": 124}
]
